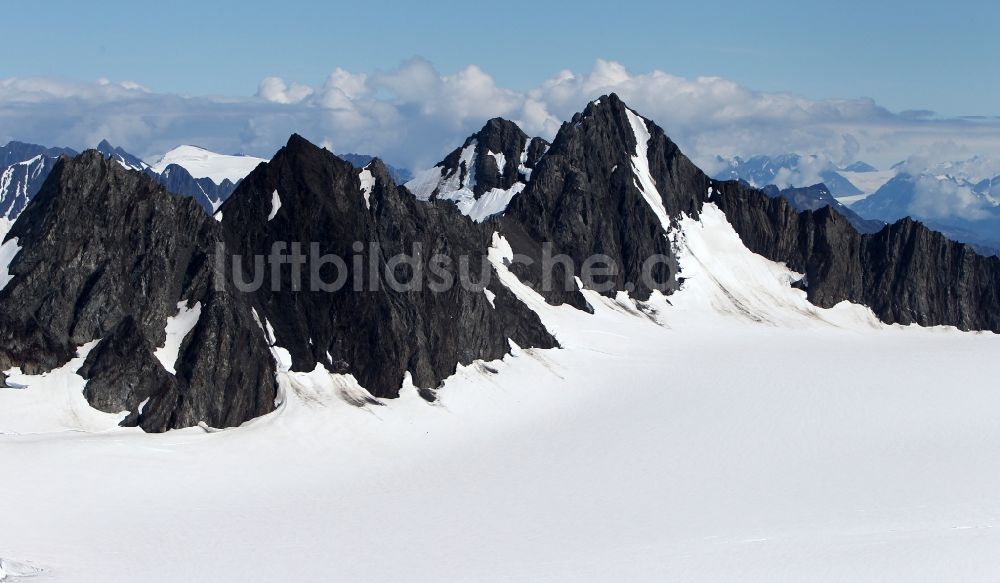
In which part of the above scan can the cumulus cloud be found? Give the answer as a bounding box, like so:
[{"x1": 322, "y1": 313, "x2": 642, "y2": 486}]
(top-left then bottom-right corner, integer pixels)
[
  {"x1": 909, "y1": 175, "x2": 994, "y2": 221},
  {"x1": 256, "y1": 77, "x2": 313, "y2": 104},
  {"x1": 2, "y1": 59, "x2": 1000, "y2": 174}
]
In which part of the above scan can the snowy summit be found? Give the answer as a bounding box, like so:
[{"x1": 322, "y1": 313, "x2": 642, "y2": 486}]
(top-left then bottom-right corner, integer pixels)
[{"x1": 150, "y1": 145, "x2": 266, "y2": 184}]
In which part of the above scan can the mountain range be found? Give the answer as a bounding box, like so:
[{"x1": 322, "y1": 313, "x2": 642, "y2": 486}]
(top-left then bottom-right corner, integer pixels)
[
  {"x1": 714, "y1": 153, "x2": 869, "y2": 197},
  {"x1": 1, "y1": 94, "x2": 998, "y2": 432},
  {"x1": 713, "y1": 152, "x2": 1000, "y2": 255},
  {"x1": 854, "y1": 169, "x2": 1000, "y2": 254},
  {"x1": 0, "y1": 141, "x2": 413, "y2": 229}
]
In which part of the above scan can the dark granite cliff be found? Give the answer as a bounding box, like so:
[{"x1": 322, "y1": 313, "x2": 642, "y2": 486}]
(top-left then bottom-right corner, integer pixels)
[
  {"x1": 496, "y1": 94, "x2": 999, "y2": 332},
  {"x1": 410, "y1": 118, "x2": 548, "y2": 201},
  {"x1": 711, "y1": 180, "x2": 1000, "y2": 330},
  {"x1": 0, "y1": 151, "x2": 276, "y2": 431},
  {"x1": 218, "y1": 135, "x2": 556, "y2": 399}
]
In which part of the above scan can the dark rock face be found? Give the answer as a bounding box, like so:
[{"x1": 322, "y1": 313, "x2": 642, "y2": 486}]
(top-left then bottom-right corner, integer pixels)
[
  {"x1": 413, "y1": 118, "x2": 548, "y2": 200},
  {"x1": 78, "y1": 317, "x2": 179, "y2": 428},
  {"x1": 339, "y1": 153, "x2": 412, "y2": 183},
  {"x1": 0, "y1": 151, "x2": 277, "y2": 431},
  {"x1": 761, "y1": 184, "x2": 884, "y2": 234},
  {"x1": 711, "y1": 180, "x2": 1000, "y2": 331},
  {"x1": 218, "y1": 135, "x2": 557, "y2": 398},
  {"x1": 2, "y1": 95, "x2": 998, "y2": 433},
  {"x1": 499, "y1": 94, "x2": 999, "y2": 332},
  {"x1": 156, "y1": 163, "x2": 238, "y2": 212},
  {"x1": 96, "y1": 139, "x2": 149, "y2": 172},
  {"x1": 499, "y1": 94, "x2": 705, "y2": 305}
]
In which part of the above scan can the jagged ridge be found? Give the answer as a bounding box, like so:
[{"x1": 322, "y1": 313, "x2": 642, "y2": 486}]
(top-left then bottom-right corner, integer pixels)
[{"x1": 1, "y1": 94, "x2": 998, "y2": 434}]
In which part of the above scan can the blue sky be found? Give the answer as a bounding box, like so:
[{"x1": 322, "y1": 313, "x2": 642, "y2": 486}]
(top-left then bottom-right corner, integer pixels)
[
  {"x1": 6, "y1": 0, "x2": 997, "y2": 117},
  {"x1": 1, "y1": 0, "x2": 999, "y2": 171}
]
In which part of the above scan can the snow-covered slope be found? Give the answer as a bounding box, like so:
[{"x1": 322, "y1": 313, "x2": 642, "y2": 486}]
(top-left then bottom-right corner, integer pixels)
[
  {"x1": 150, "y1": 145, "x2": 266, "y2": 184},
  {"x1": 3, "y1": 202, "x2": 1000, "y2": 582},
  {"x1": 0, "y1": 153, "x2": 60, "y2": 223}
]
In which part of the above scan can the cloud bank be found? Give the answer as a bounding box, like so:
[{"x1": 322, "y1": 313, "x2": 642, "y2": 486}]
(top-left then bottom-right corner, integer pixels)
[{"x1": 2, "y1": 59, "x2": 999, "y2": 173}]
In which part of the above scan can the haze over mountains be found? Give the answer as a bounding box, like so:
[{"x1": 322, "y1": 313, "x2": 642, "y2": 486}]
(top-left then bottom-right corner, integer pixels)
[
  {"x1": 3, "y1": 93, "x2": 999, "y2": 432},
  {"x1": 715, "y1": 152, "x2": 1000, "y2": 254}
]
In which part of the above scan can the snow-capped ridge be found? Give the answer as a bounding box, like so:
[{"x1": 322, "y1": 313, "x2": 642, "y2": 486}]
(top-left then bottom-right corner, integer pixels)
[
  {"x1": 96, "y1": 139, "x2": 149, "y2": 172},
  {"x1": 404, "y1": 117, "x2": 546, "y2": 223},
  {"x1": 150, "y1": 145, "x2": 266, "y2": 184}
]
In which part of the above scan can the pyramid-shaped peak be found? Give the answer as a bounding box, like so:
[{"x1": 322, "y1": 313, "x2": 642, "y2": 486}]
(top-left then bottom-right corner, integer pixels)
[
  {"x1": 270, "y1": 133, "x2": 354, "y2": 174},
  {"x1": 578, "y1": 93, "x2": 635, "y2": 117},
  {"x1": 361, "y1": 157, "x2": 398, "y2": 186},
  {"x1": 284, "y1": 133, "x2": 321, "y2": 153},
  {"x1": 479, "y1": 117, "x2": 527, "y2": 137},
  {"x1": 466, "y1": 117, "x2": 532, "y2": 153}
]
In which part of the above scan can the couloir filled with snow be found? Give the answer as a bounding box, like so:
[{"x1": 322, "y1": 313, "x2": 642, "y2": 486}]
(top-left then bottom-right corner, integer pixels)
[{"x1": 2, "y1": 206, "x2": 1000, "y2": 582}]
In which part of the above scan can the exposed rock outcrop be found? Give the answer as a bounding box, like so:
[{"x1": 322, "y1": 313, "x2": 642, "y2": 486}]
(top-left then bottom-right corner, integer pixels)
[
  {"x1": 1, "y1": 95, "x2": 997, "y2": 433},
  {"x1": 218, "y1": 135, "x2": 557, "y2": 398},
  {"x1": 0, "y1": 151, "x2": 276, "y2": 431}
]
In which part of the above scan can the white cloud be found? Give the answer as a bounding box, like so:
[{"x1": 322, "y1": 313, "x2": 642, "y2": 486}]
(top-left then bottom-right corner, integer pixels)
[
  {"x1": 909, "y1": 175, "x2": 994, "y2": 222},
  {"x1": 2, "y1": 60, "x2": 1000, "y2": 175},
  {"x1": 257, "y1": 77, "x2": 313, "y2": 104}
]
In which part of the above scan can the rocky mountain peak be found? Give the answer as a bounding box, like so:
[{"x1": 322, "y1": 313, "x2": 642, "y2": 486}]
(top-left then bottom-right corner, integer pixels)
[
  {"x1": 219, "y1": 134, "x2": 557, "y2": 398},
  {"x1": 1, "y1": 149, "x2": 277, "y2": 431},
  {"x1": 406, "y1": 117, "x2": 549, "y2": 213},
  {"x1": 2, "y1": 97, "x2": 999, "y2": 434}
]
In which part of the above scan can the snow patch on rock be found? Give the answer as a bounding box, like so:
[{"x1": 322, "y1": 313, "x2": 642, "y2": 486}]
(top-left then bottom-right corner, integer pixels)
[
  {"x1": 154, "y1": 301, "x2": 203, "y2": 375},
  {"x1": 268, "y1": 190, "x2": 282, "y2": 221},
  {"x1": 359, "y1": 166, "x2": 375, "y2": 210},
  {"x1": 488, "y1": 150, "x2": 506, "y2": 174},
  {"x1": 0, "y1": 236, "x2": 21, "y2": 292}
]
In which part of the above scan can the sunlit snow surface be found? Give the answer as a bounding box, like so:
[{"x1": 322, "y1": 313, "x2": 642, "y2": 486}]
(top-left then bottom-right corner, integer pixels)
[
  {"x1": 2, "y1": 205, "x2": 1000, "y2": 581},
  {"x1": 153, "y1": 301, "x2": 202, "y2": 375},
  {"x1": 267, "y1": 190, "x2": 282, "y2": 221},
  {"x1": 358, "y1": 166, "x2": 375, "y2": 210},
  {"x1": 149, "y1": 145, "x2": 266, "y2": 185}
]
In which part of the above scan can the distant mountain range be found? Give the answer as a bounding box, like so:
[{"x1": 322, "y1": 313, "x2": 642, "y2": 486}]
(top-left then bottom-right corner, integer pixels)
[
  {"x1": 1, "y1": 141, "x2": 412, "y2": 226},
  {"x1": 760, "y1": 184, "x2": 884, "y2": 234},
  {"x1": 5, "y1": 138, "x2": 999, "y2": 260},
  {"x1": 2, "y1": 94, "x2": 999, "y2": 433},
  {"x1": 714, "y1": 154, "x2": 872, "y2": 197},
  {"x1": 853, "y1": 170, "x2": 1000, "y2": 254},
  {"x1": 713, "y1": 152, "x2": 1000, "y2": 255}
]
